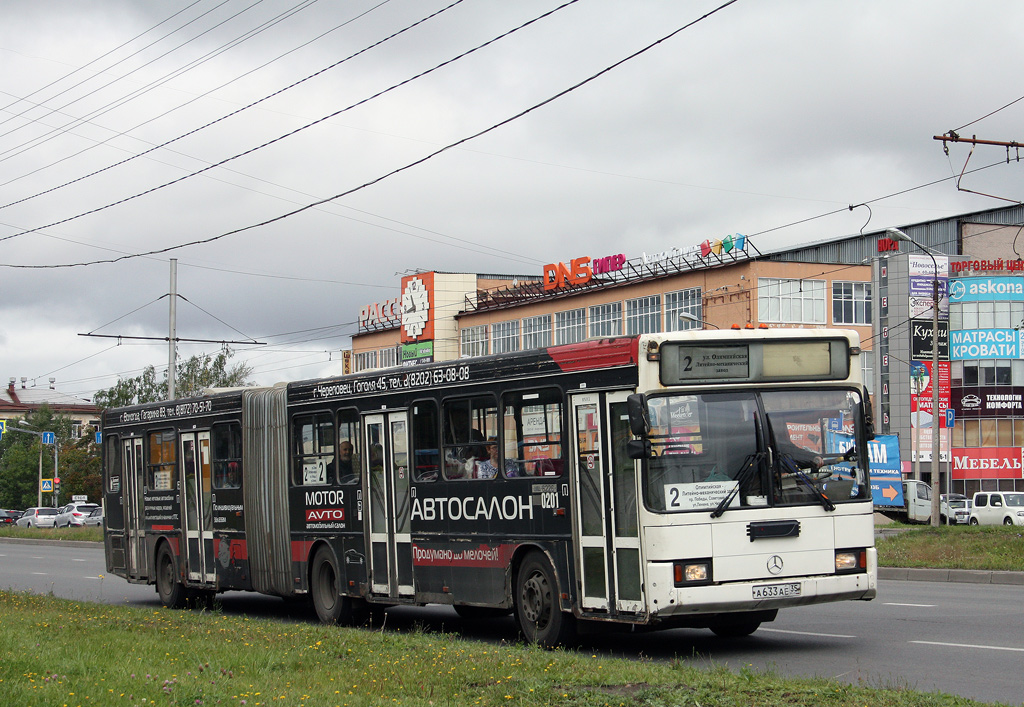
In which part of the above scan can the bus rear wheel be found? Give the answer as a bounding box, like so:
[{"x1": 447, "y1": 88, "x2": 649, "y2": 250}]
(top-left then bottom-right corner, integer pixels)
[
  {"x1": 156, "y1": 544, "x2": 187, "y2": 609},
  {"x1": 515, "y1": 552, "x2": 574, "y2": 647},
  {"x1": 311, "y1": 546, "x2": 352, "y2": 625}
]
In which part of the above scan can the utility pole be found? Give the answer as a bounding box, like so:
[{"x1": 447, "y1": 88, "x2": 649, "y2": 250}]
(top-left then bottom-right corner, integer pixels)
[{"x1": 168, "y1": 258, "x2": 177, "y2": 400}]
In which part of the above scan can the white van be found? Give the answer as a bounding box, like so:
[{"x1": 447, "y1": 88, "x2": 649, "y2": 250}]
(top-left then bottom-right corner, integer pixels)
[{"x1": 969, "y1": 492, "x2": 1024, "y2": 526}]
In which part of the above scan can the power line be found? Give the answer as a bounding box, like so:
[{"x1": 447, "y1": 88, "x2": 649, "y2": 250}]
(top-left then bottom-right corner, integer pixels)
[
  {"x1": 0, "y1": 0, "x2": 401, "y2": 196},
  {"x1": 0, "y1": 0, "x2": 584, "y2": 248},
  {"x1": 0, "y1": 0, "x2": 737, "y2": 266}
]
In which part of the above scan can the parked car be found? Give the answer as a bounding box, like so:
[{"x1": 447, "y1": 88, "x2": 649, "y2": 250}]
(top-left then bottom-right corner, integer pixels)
[
  {"x1": 54, "y1": 502, "x2": 100, "y2": 528},
  {"x1": 969, "y1": 492, "x2": 1024, "y2": 526},
  {"x1": 0, "y1": 509, "x2": 19, "y2": 525},
  {"x1": 15, "y1": 507, "x2": 59, "y2": 528},
  {"x1": 82, "y1": 506, "x2": 104, "y2": 527},
  {"x1": 940, "y1": 494, "x2": 972, "y2": 525}
]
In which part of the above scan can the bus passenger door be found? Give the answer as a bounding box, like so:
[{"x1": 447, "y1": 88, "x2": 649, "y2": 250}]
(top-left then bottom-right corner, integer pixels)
[
  {"x1": 570, "y1": 392, "x2": 644, "y2": 614},
  {"x1": 123, "y1": 437, "x2": 147, "y2": 579},
  {"x1": 364, "y1": 412, "x2": 414, "y2": 600},
  {"x1": 180, "y1": 431, "x2": 215, "y2": 585}
]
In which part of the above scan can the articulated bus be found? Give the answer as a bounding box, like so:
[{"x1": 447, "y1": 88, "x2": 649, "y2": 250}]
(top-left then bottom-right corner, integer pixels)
[{"x1": 102, "y1": 329, "x2": 877, "y2": 646}]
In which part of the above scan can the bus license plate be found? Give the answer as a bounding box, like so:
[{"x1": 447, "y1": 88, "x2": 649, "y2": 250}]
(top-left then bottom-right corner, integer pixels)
[{"x1": 752, "y1": 582, "x2": 801, "y2": 599}]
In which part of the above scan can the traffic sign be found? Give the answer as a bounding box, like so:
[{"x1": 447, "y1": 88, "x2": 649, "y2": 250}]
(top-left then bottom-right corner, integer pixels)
[
  {"x1": 945, "y1": 408, "x2": 955, "y2": 429},
  {"x1": 0, "y1": 420, "x2": 6, "y2": 433},
  {"x1": 41, "y1": 479, "x2": 53, "y2": 492},
  {"x1": 42, "y1": 431, "x2": 55, "y2": 444}
]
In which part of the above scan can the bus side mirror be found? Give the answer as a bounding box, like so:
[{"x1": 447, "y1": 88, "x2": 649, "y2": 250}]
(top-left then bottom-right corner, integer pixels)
[
  {"x1": 864, "y1": 413, "x2": 875, "y2": 441},
  {"x1": 626, "y1": 394, "x2": 650, "y2": 437},
  {"x1": 627, "y1": 439, "x2": 651, "y2": 460}
]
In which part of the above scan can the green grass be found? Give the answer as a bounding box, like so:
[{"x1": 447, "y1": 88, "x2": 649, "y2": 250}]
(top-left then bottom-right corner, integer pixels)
[
  {"x1": 876, "y1": 524, "x2": 1024, "y2": 570},
  {"x1": 0, "y1": 590, "x2": 997, "y2": 707},
  {"x1": 0, "y1": 524, "x2": 103, "y2": 542}
]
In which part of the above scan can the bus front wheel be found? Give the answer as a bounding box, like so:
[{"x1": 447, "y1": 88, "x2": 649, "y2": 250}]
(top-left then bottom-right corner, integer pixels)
[
  {"x1": 156, "y1": 544, "x2": 187, "y2": 609},
  {"x1": 310, "y1": 546, "x2": 352, "y2": 625},
  {"x1": 515, "y1": 552, "x2": 575, "y2": 647}
]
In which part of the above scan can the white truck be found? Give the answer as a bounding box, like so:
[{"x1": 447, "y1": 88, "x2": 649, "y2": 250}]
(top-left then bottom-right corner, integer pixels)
[{"x1": 878, "y1": 480, "x2": 968, "y2": 524}]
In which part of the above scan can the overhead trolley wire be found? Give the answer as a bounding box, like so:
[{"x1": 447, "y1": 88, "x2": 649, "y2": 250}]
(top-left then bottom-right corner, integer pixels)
[
  {"x1": 0, "y1": 0, "x2": 739, "y2": 266},
  {"x1": 0, "y1": 0, "x2": 318, "y2": 164},
  {"x1": 0, "y1": 0, "x2": 207, "y2": 128},
  {"x1": 0, "y1": 0, "x2": 455, "y2": 210},
  {"x1": 0, "y1": 0, "x2": 398, "y2": 197}
]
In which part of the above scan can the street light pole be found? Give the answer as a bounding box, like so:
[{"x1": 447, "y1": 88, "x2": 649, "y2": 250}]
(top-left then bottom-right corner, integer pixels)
[{"x1": 888, "y1": 228, "x2": 942, "y2": 528}]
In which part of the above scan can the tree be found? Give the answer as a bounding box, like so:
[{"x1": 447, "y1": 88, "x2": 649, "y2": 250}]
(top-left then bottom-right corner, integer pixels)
[
  {"x1": 94, "y1": 348, "x2": 254, "y2": 409},
  {"x1": 0, "y1": 407, "x2": 96, "y2": 509}
]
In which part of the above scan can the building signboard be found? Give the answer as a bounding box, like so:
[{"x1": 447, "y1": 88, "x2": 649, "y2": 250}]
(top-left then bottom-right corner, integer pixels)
[
  {"x1": 910, "y1": 319, "x2": 949, "y2": 359},
  {"x1": 909, "y1": 360, "x2": 951, "y2": 462},
  {"x1": 948, "y1": 276, "x2": 1024, "y2": 303},
  {"x1": 949, "y1": 329, "x2": 1024, "y2": 360},
  {"x1": 951, "y1": 447, "x2": 1024, "y2": 480},
  {"x1": 952, "y1": 387, "x2": 1024, "y2": 417}
]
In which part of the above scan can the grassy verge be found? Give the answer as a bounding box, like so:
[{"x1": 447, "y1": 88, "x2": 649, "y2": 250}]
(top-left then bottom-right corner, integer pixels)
[
  {"x1": 876, "y1": 524, "x2": 1024, "y2": 570},
  {"x1": 0, "y1": 525, "x2": 102, "y2": 542},
  {"x1": 0, "y1": 591, "x2": 994, "y2": 707}
]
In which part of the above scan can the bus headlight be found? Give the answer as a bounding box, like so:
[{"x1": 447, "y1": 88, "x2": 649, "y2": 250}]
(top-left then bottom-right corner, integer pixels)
[
  {"x1": 835, "y1": 549, "x2": 866, "y2": 573},
  {"x1": 674, "y1": 560, "x2": 712, "y2": 586}
]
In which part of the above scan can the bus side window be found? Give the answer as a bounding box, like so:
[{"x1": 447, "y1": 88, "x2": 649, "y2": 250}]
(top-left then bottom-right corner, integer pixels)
[
  {"x1": 442, "y1": 396, "x2": 497, "y2": 480},
  {"x1": 411, "y1": 400, "x2": 439, "y2": 482},
  {"x1": 502, "y1": 388, "x2": 563, "y2": 478},
  {"x1": 336, "y1": 408, "x2": 361, "y2": 485},
  {"x1": 211, "y1": 422, "x2": 243, "y2": 489},
  {"x1": 147, "y1": 429, "x2": 176, "y2": 491},
  {"x1": 292, "y1": 413, "x2": 334, "y2": 486}
]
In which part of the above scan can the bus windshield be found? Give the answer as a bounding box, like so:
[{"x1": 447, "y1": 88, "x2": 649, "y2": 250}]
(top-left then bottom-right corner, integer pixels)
[{"x1": 643, "y1": 388, "x2": 868, "y2": 513}]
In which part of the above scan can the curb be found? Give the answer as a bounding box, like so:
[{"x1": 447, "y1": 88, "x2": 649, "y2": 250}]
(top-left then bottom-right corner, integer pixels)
[
  {"x1": 0, "y1": 536, "x2": 99, "y2": 549},
  {"x1": 878, "y1": 566, "x2": 1024, "y2": 585}
]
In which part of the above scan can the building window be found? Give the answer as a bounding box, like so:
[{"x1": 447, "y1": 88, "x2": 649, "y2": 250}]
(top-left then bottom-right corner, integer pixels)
[
  {"x1": 833, "y1": 282, "x2": 872, "y2": 325},
  {"x1": 589, "y1": 302, "x2": 622, "y2": 338},
  {"x1": 860, "y1": 352, "x2": 874, "y2": 395},
  {"x1": 665, "y1": 288, "x2": 702, "y2": 331},
  {"x1": 554, "y1": 308, "x2": 586, "y2": 345},
  {"x1": 758, "y1": 278, "x2": 826, "y2": 324},
  {"x1": 522, "y1": 314, "x2": 552, "y2": 350},
  {"x1": 379, "y1": 346, "x2": 398, "y2": 369},
  {"x1": 460, "y1": 325, "x2": 488, "y2": 358},
  {"x1": 491, "y1": 320, "x2": 520, "y2": 354},
  {"x1": 354, "y1": 350, "x2": 377, "y2": 372},
  {"x1": 625, "y1": 295, "x2": 661, "y2": 335}
]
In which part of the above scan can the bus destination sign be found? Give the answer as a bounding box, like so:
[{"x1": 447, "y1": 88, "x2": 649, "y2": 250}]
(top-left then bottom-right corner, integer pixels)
[{"x1": 667, "y1": 345, "x2": 749, "y2": 381}]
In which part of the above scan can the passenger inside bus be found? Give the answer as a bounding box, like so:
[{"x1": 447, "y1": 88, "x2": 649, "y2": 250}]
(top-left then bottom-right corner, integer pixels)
[
  {"x1": 335, "y1": 440, "x2": 358, "y2": 483},
  {"x1": 444, "y1": 406, "x2": 486, "y2": 478}
]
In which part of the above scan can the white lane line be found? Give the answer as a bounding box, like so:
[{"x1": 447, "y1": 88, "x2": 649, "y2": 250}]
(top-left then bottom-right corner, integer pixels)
[
  {"x1": 884, "y1": 602, "x2": 936, "y2": 607},
  {"x1": 911, "y1": 640, "x2": 1024, "y2": 653},
  {"x1": 84, "y1": 576, "x2": 102, "y2": 580},
  {"x1": 71, "y1": 558, "x2": 86, "y2": 562},
  {"x1": 31, "y1": 572, "x2": 47, "y2": 575},
  {"x1": 760, "y1": 628, "x2": 857, "y2": 639}
]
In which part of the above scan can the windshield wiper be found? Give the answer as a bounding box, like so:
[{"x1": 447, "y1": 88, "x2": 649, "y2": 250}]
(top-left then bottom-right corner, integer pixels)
[
  {"x1": 780, "y1": 455, "x2": 836, "y2": 512},
  {"x1": 710, "y1": 452, "x2": 765, "y2": 518}
]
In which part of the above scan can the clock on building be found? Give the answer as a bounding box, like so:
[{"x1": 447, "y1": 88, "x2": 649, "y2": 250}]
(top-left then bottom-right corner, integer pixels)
[{"x1": 401, "y1": 277, "x2": 430, "y2": 339}]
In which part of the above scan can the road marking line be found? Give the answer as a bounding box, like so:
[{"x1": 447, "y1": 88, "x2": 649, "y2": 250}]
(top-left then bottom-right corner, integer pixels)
[
  {"x1": 31, "y1": 572, "x2": 47, "y2": 575},
  {"x1": 71, "y1": 558, "x2": 86, "y2": 562},
  {"x1": 760, "y1": 628, "x2": 857, "y2": 639},
  {"x1": 884, "y1": 602, "x2": 936, "y2": 607},
  {"x1": 911, "y1": 640, "x2": 1024, "y2": 653}
]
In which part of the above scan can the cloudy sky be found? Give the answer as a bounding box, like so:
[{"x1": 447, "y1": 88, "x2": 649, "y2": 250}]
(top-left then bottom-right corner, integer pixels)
[{"x1": 2, "y1": 0, "x2": 1023, "y2": 402}]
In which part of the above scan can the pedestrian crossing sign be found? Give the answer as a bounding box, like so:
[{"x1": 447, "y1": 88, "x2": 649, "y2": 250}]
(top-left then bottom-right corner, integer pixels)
[{"x1": 41, "y1": 479, "x2": 53, "y2": 492}]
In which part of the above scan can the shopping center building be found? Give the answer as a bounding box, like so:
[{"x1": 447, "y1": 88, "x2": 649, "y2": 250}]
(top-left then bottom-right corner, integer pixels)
[{"x1": 352, "y1": 204, "x2": 1024, "y2": 497}]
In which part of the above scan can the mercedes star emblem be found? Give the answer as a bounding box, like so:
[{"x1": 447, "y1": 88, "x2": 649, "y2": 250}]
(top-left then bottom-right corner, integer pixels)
[{"x1": 767, "y1": 555, "x2": 784, "y2": 575}]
